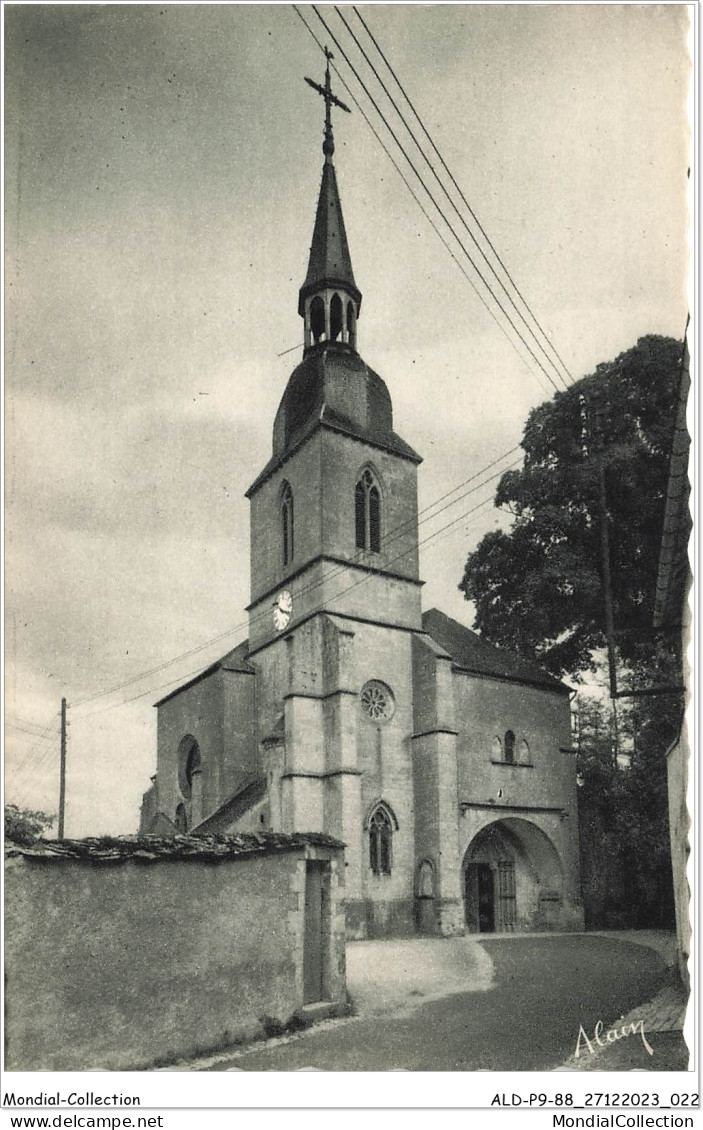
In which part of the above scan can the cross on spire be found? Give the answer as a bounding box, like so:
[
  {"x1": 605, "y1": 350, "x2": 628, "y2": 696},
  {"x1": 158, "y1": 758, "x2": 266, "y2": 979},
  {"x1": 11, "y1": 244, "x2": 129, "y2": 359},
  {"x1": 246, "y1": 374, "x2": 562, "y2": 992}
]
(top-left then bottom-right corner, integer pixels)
[{"x1": 304, "y1": 46, "x2": 351, "y2": 163}]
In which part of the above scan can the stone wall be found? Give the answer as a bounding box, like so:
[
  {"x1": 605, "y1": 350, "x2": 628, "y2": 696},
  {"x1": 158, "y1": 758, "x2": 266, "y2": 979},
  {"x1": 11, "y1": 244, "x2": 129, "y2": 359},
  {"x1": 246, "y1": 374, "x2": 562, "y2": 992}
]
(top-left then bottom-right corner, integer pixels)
[
  {"x1": 249, "y1": 613, "x2": 421, "y2": 940},
  {"x1": 454, "y1": 673, "x2": 583, "y2": 933},
  {"x1": 154, "y1": 671, "x2": 224, "y2": 828},
  {"x1": 149, "y1": 663, "x2": 260, "y2": 834},
  {"x1": 667, "y1": 733, "x2": 690, "y2": 987},
  {"x1": 5, "y1": 835, "x2": 346, "y2": 1071}
]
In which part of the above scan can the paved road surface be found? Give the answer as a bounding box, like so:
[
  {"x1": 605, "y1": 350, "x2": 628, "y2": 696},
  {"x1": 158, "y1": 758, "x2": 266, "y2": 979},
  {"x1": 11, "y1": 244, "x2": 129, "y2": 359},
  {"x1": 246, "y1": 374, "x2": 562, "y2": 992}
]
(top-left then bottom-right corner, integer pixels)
[{"x1": 205, "y1": 935, "x2": 677, "y2": 1072}]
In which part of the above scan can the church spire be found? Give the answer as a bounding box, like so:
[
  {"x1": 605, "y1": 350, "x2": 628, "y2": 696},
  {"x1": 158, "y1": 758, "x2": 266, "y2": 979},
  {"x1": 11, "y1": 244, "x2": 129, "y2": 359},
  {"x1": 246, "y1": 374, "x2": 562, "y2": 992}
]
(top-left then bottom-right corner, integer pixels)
[{"x1": 299, "y1": 48, "x2": 362, "y2": 353}]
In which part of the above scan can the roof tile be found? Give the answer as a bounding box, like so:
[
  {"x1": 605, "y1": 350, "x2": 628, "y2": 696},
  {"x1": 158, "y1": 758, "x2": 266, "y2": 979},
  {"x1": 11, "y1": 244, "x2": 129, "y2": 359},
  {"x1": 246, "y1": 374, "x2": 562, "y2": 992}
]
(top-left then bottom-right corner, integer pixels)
[{"x1": 422, "y1": 608, "x2": 568, "y2": 694}]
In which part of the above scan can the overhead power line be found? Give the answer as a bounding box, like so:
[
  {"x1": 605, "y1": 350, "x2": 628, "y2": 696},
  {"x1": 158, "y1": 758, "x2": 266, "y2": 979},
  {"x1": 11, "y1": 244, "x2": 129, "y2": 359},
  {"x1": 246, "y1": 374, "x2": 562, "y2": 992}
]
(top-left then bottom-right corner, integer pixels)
[
  {"x1": 335, "y1": 5, "x2": 570, "y2": 392},
  {"x1": 292, "y1": 5, "x2": 555, "y2": 397},
  {"x1": 238, "y1": 455, "x2": 523, "y2": 642},
  {"x1": 10, "y1": 743, "x2": 59, "y2": 795},
  {"x1": 6, "y1": 723, "x2": 56, "y2": 742},
  {"x1": 309, "y1": 5, "x2": 566, "y2": 396},
  {"x1": 7, "y1": 714, "x2": 61, "y2": 778},
  {"x1": 351, "y1": 5, "x2": 573, "y2": 388},
  {"x1": 11, "y1": 740, "x2": 60, "y2": 801},
  {"x1": 315, "y1": 492, "x2": 499, "y2": 623},
  {"x1": 73, "y1": 656, "x2": 246, "y2": 723},
  {"x1": 69, "y1": 618, "x2": 252, "y2": 713},
  {"x1": 70, "y1": 444, "x2": 522, "y2": 717},
  {"x1": 6, "y1": 713, "x2": 57, "y2": 737},
  {"x1": 71, "y1": 454, "x2": 519, "y2": 721},
  {"x1": 72, "y1": 487, "x2": 505, "y2": 724}
]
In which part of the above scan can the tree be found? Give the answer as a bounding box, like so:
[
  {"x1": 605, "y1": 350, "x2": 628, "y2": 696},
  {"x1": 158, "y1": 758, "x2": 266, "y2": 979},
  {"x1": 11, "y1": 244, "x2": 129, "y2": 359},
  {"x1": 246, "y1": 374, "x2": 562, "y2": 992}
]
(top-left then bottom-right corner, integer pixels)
[
  {"x1": 575, "y1": 685, "x2": 675, "y2": 930},
  {"x1": 4, "y1": 804, "x2": 55, "y2": 846},
  {"x1": 575, "y1": 694, "x2": 630, "y2": 927},
  {"x1": 459, "y1": 335, "x2": 684, "y2": 678}
]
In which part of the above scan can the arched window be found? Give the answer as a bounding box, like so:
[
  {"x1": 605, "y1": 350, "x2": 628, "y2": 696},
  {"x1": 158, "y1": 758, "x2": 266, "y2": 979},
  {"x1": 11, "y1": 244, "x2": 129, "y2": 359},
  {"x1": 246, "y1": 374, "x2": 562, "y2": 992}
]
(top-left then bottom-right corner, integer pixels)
[
  {"x1": 355, "y1": 468, "x2": 381, "y2": 552},
  {"x1": 355, "y1": 479, "x2": 366, "y2": 548},
  {"x1": 185, "y1": 743, "x2": 201, "y2": 790},
  {"x1": 330, "y1": 293, "x2": 343, "y2": 341},
  {"x1": 177, "y1": 735, "x2": 204, "y2": 828},
  {"x1": 369, "y1": 805, "x2": 394, "y2": 875},
  {"x1": 369, "y1": 485, "x2": 380, "y2": 551},
  {"x1": 504, "y1": 730, "x2": 516, "y2": 764},
  {"x1": 178, "y1": 736, "x2": 201, "y2": 799},
  {"x1": 519, "y1": 739, "x2": 531, "y2": 764},
  {"x1": 281, "y1": 482, "x2": 294, "y2": 567},
  {"x1": 310, "y1": 296, "x2": 325, "y2": 343},
  {"x1": 175, "y1": 803, "x2": 187, "y2": 833}
]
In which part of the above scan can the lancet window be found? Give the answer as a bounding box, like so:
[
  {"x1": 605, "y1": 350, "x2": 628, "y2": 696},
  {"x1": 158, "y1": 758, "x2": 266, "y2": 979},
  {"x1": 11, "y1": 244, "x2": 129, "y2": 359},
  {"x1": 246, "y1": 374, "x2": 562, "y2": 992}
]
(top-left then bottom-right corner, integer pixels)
[
  {"x1": 355, "y1": 468, "x2": 381, "y2": 552},
  {"x1": 281, "y1": 482, "x2": 294, "y2": 567},
  {"x1": 504, "y1": 730, "x2": 516, "y2": 764},
  {"x1": 369, "y1": 803, "x2": 395, "y2": 876}
]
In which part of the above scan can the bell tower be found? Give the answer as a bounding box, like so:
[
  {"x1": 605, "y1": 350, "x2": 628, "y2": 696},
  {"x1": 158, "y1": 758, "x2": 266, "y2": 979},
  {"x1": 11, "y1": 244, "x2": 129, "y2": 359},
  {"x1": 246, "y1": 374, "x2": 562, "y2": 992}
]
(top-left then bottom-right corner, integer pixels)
[{"x1": 245, "y1": 51, "x2": 423, "y2": 652}]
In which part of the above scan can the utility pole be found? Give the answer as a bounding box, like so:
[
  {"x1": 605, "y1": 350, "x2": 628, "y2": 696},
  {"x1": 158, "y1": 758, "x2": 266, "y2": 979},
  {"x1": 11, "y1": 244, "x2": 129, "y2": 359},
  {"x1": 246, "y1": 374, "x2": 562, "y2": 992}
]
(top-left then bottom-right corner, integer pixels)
[
  {"x1": 58, "y1": 697, "x2": 67, "y2": 839},
  {"x1": 592, "y1": 389, "x2": 620, "y2": 759},
  {"x1": 598, "y1": 457, "x2": 621, "y2": 760},
  {"x1": 597, "y1": 458, "x2": 619, "y2": 701}
]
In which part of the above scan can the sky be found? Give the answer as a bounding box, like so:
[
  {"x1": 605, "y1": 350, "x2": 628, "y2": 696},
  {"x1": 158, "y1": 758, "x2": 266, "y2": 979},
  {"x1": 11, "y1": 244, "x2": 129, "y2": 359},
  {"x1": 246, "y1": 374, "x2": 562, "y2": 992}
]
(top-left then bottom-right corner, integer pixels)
[{"x1": 4, "y1": 3, "x2": 690, "y2": 836}]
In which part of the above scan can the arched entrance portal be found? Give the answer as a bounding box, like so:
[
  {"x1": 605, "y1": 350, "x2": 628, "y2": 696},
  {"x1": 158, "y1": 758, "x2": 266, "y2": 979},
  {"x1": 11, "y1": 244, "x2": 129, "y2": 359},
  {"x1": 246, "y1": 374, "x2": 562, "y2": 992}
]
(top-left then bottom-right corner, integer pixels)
[{"x1": 463, "y1": 818, "x2": 564, "y2": 933}]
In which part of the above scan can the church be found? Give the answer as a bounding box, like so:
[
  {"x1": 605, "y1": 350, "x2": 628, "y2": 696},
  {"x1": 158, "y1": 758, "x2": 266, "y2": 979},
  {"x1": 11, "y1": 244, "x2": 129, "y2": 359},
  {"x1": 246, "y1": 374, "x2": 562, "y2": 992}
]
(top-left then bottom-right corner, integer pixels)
[{"x1": 140, "y1": 59, "x2": 584, "y2": 940}]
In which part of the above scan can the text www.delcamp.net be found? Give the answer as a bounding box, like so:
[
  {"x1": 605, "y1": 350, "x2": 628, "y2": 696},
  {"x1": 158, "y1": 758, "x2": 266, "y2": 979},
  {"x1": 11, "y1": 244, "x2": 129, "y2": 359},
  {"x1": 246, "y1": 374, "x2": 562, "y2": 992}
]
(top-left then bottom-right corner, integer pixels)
[{"x1": 8, "y1": 1118, "x2": 164, "y2": 1128}]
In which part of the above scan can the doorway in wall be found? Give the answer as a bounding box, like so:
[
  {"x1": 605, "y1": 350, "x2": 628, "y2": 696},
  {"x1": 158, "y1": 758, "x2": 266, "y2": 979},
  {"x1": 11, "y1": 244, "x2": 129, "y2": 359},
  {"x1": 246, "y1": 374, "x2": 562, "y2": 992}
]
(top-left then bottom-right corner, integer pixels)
[
  {"x1": 463, "y1": 817, "x2": 564, "y2": 932},
  {"x1": 303, "y1": 861, "x2": 329, "y2": 1004}
]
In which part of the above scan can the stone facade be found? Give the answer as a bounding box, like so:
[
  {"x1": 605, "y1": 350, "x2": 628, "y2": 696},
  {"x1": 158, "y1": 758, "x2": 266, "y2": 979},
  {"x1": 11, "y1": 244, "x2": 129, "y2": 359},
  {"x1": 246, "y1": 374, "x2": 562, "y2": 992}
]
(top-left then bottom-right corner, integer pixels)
[
  {"x1": 141, "y1": 102, "x2": 584, "y2": 940},
  {"x1": 667, "y1": 732, "x2": 690, "y2": 987}
]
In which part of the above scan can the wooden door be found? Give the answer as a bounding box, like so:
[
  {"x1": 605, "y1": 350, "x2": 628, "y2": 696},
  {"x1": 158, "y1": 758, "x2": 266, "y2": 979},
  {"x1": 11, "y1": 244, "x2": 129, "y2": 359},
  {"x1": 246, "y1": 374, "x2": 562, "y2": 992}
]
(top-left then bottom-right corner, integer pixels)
[
  {"x1": 497, "y1": 860, "x2": 517, "y2": 932},
  {"x1": 303, "y1": 862, "x2": 325, "y2": 1004}
]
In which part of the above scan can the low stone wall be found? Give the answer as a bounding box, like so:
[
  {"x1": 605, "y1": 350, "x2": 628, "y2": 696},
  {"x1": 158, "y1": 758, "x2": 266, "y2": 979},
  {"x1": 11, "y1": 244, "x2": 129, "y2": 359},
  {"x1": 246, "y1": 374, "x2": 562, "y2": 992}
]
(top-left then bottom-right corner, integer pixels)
[{"x1": 5, "y1": 833, "x2": 345, "y2": 1071}]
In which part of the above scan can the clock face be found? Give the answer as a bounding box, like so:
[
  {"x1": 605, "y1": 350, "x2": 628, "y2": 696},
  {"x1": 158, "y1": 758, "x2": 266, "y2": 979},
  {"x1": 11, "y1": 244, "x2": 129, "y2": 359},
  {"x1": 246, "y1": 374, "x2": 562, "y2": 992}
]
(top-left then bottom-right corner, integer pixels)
[{"x1": 273, "y1": 590, "x2": 293, "y2": 632}]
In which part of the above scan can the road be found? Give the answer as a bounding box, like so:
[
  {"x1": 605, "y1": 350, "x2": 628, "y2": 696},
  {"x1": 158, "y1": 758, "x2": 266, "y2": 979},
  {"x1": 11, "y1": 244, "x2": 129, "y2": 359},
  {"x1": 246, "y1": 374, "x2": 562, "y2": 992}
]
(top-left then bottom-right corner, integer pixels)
[{"x1": 204, "y1": 934, "x2": 679, "y2": 1072}]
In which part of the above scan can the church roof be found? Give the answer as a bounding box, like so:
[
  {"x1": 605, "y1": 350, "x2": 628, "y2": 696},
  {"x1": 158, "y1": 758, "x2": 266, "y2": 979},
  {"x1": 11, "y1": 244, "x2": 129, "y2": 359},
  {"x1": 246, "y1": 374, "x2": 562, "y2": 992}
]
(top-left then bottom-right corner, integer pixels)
[
  {"x1": 246, "y1": 342, "x2": 421, "y2": 496},
  {"x1": 220, "y1": 639, "x2": 257, "y2": 674},
  {"x1": 154, "y1": 639, "x2": 254, "y2": 707},
  {"x1": 422, "y1": 609, "x2": 568, "y2": 694},
  {"x1": 192, "y1": 775, "x2": 268, "y2": 835},
  {"x1": 298, "y1": 161, "x2": 361, "y2": 315}
]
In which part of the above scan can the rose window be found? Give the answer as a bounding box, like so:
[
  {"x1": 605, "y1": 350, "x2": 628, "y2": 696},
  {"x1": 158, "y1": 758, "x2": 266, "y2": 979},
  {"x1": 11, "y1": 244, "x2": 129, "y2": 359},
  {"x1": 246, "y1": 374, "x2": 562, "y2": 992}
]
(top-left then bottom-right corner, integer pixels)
[{"x1": 360, "y1": 681, "x2": 395, "y2": 722}]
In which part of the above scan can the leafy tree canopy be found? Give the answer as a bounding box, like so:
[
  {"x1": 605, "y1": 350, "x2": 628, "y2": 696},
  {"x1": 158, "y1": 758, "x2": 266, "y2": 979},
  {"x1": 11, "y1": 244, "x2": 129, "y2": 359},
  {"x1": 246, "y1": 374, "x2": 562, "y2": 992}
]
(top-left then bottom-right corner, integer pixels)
[
  {"x1": 5, "y1": 804, "x2": 55, "y2": 845},
  {"x1": 459, "y1": 335, "x2": 684, "y2": 678}
]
